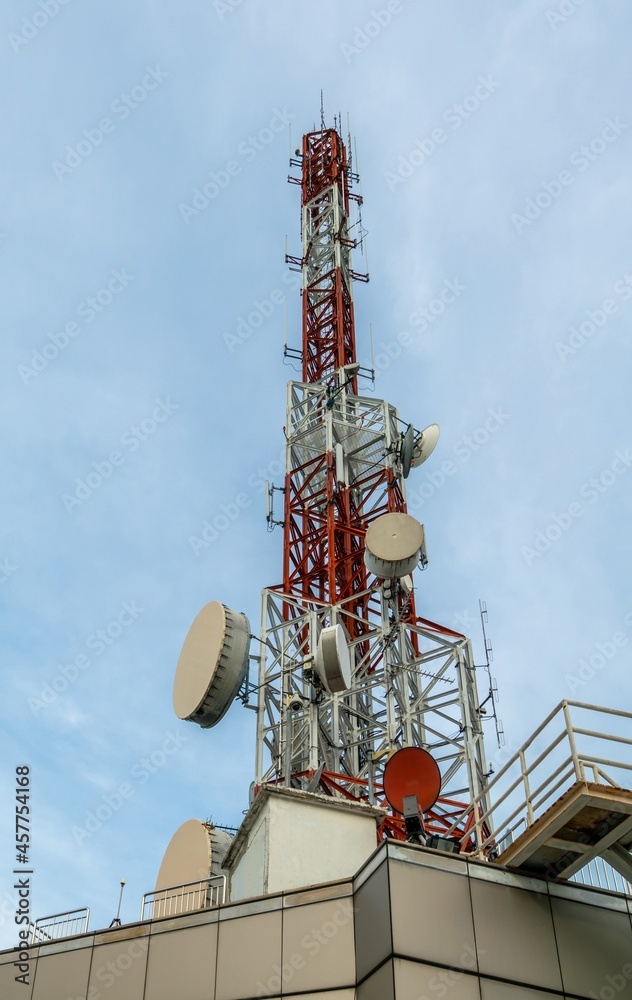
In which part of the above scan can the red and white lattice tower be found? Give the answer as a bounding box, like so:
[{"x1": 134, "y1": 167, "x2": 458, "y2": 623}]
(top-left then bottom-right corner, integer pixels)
[{"x1": 254, "y1": 122, "x2": 490, "y2": 842}]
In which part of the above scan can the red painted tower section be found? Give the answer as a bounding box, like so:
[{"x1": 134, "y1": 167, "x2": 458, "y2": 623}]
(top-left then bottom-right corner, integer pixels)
[
  {"x1": 300, "y1": 128, "x2": 358, "y2": 385},
  {"x1": 280, "y1": 127, "x2": 410, "y2": 639}
]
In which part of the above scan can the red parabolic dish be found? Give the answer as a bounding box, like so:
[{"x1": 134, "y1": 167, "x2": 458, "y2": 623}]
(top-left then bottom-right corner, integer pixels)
[{"x1": 383, "y1": 747, "x2": 442, "y2": 814}]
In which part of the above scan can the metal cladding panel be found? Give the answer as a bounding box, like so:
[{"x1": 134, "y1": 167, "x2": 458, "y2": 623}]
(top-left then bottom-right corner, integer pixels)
[
  {"x1": 393, "y1": 958, "x2": 481, "y2": 999},
  {"x1": 87, "y1": 935, "x2": 149, "y2": 1000},
  {"x1": 388, "y1": 858, "x2": 477, "y2": 971},
  {"x1": 215, "y1": 910, "x2": 282, "y2": 1000},
  {"x1": 144, "y1": 925, "x2": 218, "y2": 1000},
  {"x1": 356, "y1": 960, "x2": 395, "y2": 1000},
  {"x1": 31, "y1": 948, "x2": 91, "y2": 1000},
  {"x1": 0, "y1": 946, "x2": 38, "y2": 1000},
  {"x1": 551, "y1": 893, "x2": 632, "y2": 997},
  {"x1": 480, "y1": 984, "x2": 560, "y2": 1000},
  {"x1": 284, "y1": 994, "x2": 356, "y2": 1000},
  {"x1": 3, "y1": 843, "x2": 632, "y2": 998},
  {"x1": 353, "y1": 859, "x2": 392, "y2": 983},
  {"x1": 469, "y1": 876, "x2": 562, "y2": 990},
  {"x1": 281, "y1": 896, "x2": 355, "y2": 994}
]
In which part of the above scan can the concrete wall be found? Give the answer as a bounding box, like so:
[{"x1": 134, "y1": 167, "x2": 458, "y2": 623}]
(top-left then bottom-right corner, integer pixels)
[
  {"x1": 2, "y1": 841, "x2": 632, "y2": 999},
  {"x1": 226, "y1": 785, "x2": 383, "y2": 901}
]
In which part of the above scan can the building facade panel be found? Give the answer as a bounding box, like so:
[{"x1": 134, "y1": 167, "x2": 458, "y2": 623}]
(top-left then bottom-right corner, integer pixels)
[
  {"x1": 32, "y1": 945, "x2": 91, "y2": 1000},
  {"x1": 281, "y1": 895, "x2": 355, "y2": 994},
  {"x1": 284, "y1": 991, "x2": 356, "y2": 999},
  {"x1": 353, "y1": 858, "x2": 392, "y2": 982},
  {"x1": 469, "y1": 877, "x2": 563, "y2": 990},
  {"x1": 550, "y1": 893, "x2": 632, "y2": 998},
  {"x1": 4, "y1": 842, "x2": 632, "y2": 999},
  {"x1": 86, "y1": 931, "x2": 149, "y2": 1000},
  {"x1": 143, "y1": 923, "x2": 218, "y2": 1000},
  {"x1": 393, "y1": 957, "x2": 481, "y2": 999},
  {"x1": 0, "y1": 945, "x2": 37, "y2": 1000},
  {"x1": 356, "y1": 958, "x2": 395, "y2": 1000},
  {"x1": 479, "y1": 982, "x2": 562, "y2": 1000},
  {"x1": 215, "y1": 909, "x2": 282, "y2": 1000},
  {"x1": 388, "y1": 858, "x2": 477, "y2": 971}
]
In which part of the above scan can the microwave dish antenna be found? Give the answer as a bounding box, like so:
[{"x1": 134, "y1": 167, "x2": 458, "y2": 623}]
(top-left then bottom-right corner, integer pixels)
[
  {"x1": 401, "y1": 424, "x2": 415, "y2": 478},
  {"x1": 155, "y1": 819, "x2": 232, "y2": 889},
  {"x1": 173, "y1": 601, "x2": 250, "y2": 728},
  {"x1": 153, "y1": 819, "x2": 233, "y2": 917},
  {"x1": 411, "y1": 423, "x2": 440, "y2": 469},
  {"x1": 314, "y1": 624, "x2": 352, "y2": 693},
  {"x1": 364, "y1": 512, "x2": 425, "y2": 579},
  {"x1": 383, "y1": 746, "x2": 442, "y2": 814}
]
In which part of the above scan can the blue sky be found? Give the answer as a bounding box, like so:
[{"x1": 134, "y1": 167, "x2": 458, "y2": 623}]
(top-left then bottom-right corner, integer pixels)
[{"x1": 1, "y1": 0, "x2": 631, "y2": 943}]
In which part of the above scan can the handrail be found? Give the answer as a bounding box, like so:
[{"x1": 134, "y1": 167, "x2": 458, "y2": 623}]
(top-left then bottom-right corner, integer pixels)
[
  {"x1": 529, "y1": 764, "x2": 576, "y2": 815},
  {"x1": 566, "y1": 701, "x2": 632, "y2": 720},
  {"x1": 446, "y1": 701, "x2": 632, "y2": 860},
  {"x1": 574, "y1": 856, "x2": 631, "y2": 895},
  {"x1": 579, "y1": 755, "x2": 632, "y2": 773},
  {"x1": 573, "y1": 727, "x2": 632, "y2": 748},
  {"x1": 140, "y1": 876, "x2": 226, "y2": 921},
  {"x1": 30, "y1": 907, "x2": 89, "y2": 944},
  {"x1": 28, "y1": 875, "x2": 227, "y2": 948}
]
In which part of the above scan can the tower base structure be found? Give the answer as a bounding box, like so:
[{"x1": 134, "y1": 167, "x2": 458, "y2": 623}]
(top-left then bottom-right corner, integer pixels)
[{"x1": 223, "y1": 784, "x2": 385, "y2": 900}]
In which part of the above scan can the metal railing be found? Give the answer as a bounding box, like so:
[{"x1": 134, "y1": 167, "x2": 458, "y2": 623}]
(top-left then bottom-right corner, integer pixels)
[
  {"x1": 446, "y1": 700, "x2": 632, "y2": 867},
  {"x1": 30, "y1": 907, "x2": 90, "y2": 944},
  {"x1": 140, "y1": 876, "x2": 226, "y2": 921},
  {"x1": 28, "y1": 875, "x2": 227, "y2": 947},
  {"x1": 572, "y1": 856, "x2": 631, "y2": 895}
]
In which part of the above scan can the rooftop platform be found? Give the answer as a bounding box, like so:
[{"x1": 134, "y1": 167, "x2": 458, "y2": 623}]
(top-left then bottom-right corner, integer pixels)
[{"x1": 497, "y1": 779, "x2": 632, "y2": 882}]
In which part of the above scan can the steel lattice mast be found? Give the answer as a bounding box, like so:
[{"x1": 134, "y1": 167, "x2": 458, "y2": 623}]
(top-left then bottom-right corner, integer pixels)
[
  {"x1": 254, "y1": 121, "x2": 491, "y2": 844},
  {"x1": 282, "y1": 127, "x2": 403, "y2": 620}
]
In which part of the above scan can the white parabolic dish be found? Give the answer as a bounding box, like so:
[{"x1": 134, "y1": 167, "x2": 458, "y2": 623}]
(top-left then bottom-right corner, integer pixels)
[
  {"x1": 315, "y1": 624, "x2": 352, "y2": 693},
  {"x1": 412, "y1": 423, "x2": 440, "y2": 468},
  {"x1": 173, "y1": 601, "x2": 250, "y2": 728},
  {"x1": 364, "y1": 512, "x2": 425, "y2": 579}
]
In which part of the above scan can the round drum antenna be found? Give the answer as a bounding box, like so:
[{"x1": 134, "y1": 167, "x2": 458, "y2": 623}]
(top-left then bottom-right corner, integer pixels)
[
  {"x1": 314, "y1": 624, "x2": 352, "y2": 692},
  {"x1": 364, "y1": 512, "x2": 424, "y2": 579},
  {"x1": 173, "y1": 601, "x2": 250, "y2": 728}
]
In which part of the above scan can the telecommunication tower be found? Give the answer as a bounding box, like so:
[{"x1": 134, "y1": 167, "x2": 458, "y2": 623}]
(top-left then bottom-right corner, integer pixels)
[
  {"x1": 22, "y1": 120, "x2": 632, "y2": 973},
  {"x1": 254, "y1": 120, "x2": 492, "y2": 843},
  {"x1": 20, "y1": 114, "x2": 632, "y2": 978},
  {"x1": 172, "y1": 118, "x2": 493, "y2": 847}
]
